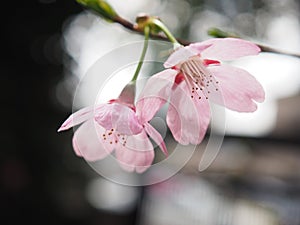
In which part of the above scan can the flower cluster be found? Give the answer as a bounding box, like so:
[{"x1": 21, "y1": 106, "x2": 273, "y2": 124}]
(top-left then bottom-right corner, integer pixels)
[
  {"x1": 58, "y1": 38, "x2": 265, "y2": 173},
  {"x1": 58, "y1": 95, "x2": 167, "y2": 173}
]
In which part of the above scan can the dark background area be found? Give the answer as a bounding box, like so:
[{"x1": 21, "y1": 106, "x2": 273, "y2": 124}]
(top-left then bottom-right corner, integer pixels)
[{"x1": 1, "y1": 1, "x2": 131, "y2": 224}]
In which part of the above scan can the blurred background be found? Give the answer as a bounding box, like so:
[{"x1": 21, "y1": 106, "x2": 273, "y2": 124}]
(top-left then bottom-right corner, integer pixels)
[{"x1": 2, "y1": 0, "x2": 300, "y2": 224}]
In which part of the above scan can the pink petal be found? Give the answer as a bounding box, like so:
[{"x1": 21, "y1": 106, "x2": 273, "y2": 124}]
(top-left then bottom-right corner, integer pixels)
[
  {"x1": 144, "y1": 122, "x2": 168, "y2": 156},
  {"x1": 190, "y1": 38, "x2": 261, "y2": 61},
  {"x1": 115, "y1": 131, "x2": 154, "y2": 173},
  {"x1": 136, "y1": 69, "x2": 178, "y2": 124},
  {"x1": 95, "y1": 103, "x2": 143, "y2": 135},
  {"x1": 167, "y1": 81, "x2": 210, "y2": 145},
  {"x1": 111, "y1": 104, "x2": 143, "y2": 135},
  {"x1": 58, "y1": 105, "x2": 95, "y2": 132},
  {"x1": 164, "y1": 45, "x2": 211, "y2": 68},
  {"x1": 72, "y1": 120, "x2": 114, "y2": 161},
  {"x1": 93, "y1": 104, "x2": 113, "y2": 128},
  {"x1": 209, "y1": 64, "x2": 265, "y2": 112}
]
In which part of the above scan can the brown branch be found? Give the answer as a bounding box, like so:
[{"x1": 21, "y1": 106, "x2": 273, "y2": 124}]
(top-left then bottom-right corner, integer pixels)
[
  {"x1": 114, "y1": 15, "x2": 191, "y2": 46},
  {"x1": 113, "y1": 16, "x2": 300, "y2": 58},
  {"x1": 259, "y1": 45, "x2": 300, "y2": 58}
]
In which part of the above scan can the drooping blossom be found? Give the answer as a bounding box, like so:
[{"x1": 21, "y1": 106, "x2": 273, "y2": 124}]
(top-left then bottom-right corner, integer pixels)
[
  {"x1": 138, "y1": 38, "x2": 265, "y2": 145},
  {"x1": 58, "y1": 84, "x2": 167, "y2": 173}
]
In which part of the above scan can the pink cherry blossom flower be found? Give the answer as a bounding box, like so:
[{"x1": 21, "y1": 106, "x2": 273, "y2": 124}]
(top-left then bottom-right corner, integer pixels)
[
  {"x1": 58, "y1": 97, "x2": 167, "y2": 173},
  {"x1": 138, "y1": 38, "x2": 265, "y2": 145}
]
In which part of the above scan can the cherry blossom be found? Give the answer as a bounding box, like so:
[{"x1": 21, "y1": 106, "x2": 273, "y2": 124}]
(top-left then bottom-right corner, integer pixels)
[
  {"x1": 58, "y1": 97, "x2": 167, "y2": 173},
  {"x1": 138, "y1": 38, "x2": 265, "y2": 145}
]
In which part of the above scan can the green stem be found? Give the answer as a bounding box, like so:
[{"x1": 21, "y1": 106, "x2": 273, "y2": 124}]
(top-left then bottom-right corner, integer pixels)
[
  {"x1": 152, "y1": 19, "x2": 179, "y2": 45},
  {"x1": 131, "y1": 26, "x2": 150, "y2": 82}
]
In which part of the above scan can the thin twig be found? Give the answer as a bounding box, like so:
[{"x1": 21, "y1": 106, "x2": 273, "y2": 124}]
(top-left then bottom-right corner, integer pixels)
[
  {"x1": 113, "y1": 16, "x2": 300, "y2": 58},
  {"x1": 259, "y1": 45, "x2": 300, "y2": 58},
  {"x1": 114, "y1": 15, "x2": 191, "y2": 45}
]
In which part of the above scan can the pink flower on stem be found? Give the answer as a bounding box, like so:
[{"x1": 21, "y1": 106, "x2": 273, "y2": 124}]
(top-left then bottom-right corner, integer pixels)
[
  {"x1": 58, "y1": 88, "x2": 167, "y2": 173},
  {"x1": 139, "y1": 38, "x2": 265, "y2": 145}
]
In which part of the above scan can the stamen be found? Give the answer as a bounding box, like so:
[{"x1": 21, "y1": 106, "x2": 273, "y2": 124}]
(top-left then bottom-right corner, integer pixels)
[
  {"x1": 181, "y1": 57, "x2": 221, "y2": 102},
  {"x1": 102, "y1": 129, "x2": 118, "y2": 144}
]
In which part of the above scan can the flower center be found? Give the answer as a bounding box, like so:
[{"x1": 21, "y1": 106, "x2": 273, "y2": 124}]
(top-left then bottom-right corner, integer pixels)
[
  {"x1": 180, "y1": 56, "x2": 219, "y2": 100},
  {"x1": 101, "y1": 128, "x2": 128, "y2": 146}
]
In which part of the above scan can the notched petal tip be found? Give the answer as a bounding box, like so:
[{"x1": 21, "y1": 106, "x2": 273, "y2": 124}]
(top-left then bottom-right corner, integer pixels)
[
  {"x1": 114, "y1": 131, "x2": 155, "y2": 173},
  {"x1": 256, "y1": 93, "x2": 265, "y2": 103},
  {"x1": 209, "y1": 64, "x2": 265, "y2": 112}
]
